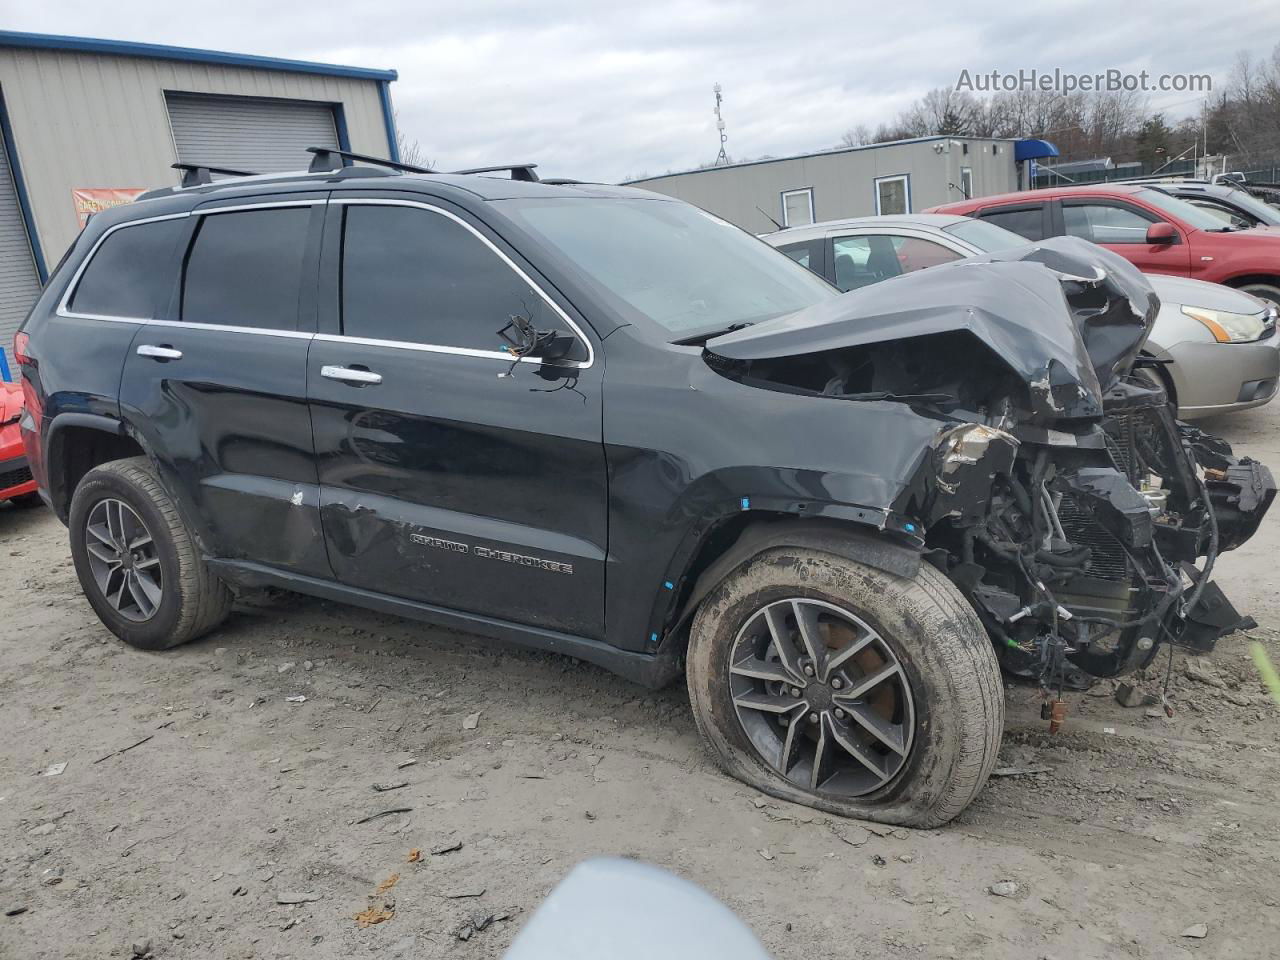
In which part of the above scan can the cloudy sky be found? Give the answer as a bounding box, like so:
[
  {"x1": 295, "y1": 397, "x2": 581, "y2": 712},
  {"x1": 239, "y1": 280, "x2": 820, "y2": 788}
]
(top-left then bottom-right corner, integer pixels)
[{"x1": 10, "y1": 1, "x2": 1280, "y2": 181}]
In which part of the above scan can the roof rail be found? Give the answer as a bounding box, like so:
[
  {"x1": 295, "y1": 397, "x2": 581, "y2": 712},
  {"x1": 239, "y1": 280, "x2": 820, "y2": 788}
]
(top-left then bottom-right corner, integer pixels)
[
  {"x1": 172, "y1": 161, "x2": 258, "y2": 187},
  {"x1": 451, "y1": 164, "x2": 540, "y2": 182},
  {"x1": 306, "y1": 146, "x2": 434, "y2": 175}
]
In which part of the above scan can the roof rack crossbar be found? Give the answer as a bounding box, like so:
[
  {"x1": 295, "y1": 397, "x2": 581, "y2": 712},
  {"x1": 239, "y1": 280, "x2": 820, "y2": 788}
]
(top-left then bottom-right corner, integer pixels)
[
  {"x1": 171, "y1": 161, "x2": 258, "y2": 188},
  {"x1": 306, "y1": 146, "x2": 433, "y2": 175},
  {"x1": 451, "y1": 164, "x2": 540, "y2": 182}
]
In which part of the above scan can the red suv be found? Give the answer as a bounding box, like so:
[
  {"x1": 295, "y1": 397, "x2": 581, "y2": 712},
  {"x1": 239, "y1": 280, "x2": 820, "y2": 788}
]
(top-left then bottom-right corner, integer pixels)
[{"x1": 928, "y1": 184, "x2": 1280, "y2": 305}]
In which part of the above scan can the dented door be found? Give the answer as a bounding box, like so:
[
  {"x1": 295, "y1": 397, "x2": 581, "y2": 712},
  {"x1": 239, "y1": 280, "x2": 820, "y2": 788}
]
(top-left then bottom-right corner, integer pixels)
[{"x1": 308, "y1": 197, "x2": 608, "y2": 638}]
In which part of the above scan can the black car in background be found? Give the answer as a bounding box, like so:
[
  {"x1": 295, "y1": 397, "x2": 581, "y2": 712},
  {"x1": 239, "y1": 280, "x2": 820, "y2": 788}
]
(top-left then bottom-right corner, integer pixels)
[{"x1": 16, "y1": 153, "x2": 1273, "y2": 826}]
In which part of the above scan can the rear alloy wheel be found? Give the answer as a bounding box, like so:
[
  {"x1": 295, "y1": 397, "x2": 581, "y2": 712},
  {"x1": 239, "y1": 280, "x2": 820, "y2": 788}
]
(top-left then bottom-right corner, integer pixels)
[
  {"x1": 83, "y1": 498, "x2": 164, "y2": 622},
  {"x1": 687, "y1": 547, "x2": 1004, "y2": 827},
  {"x1": 729, "y1": 598, "x2": 915, "y2": 796},
  {"x1": 69, "y1": 457, "x2": 231, "y2": 651}
]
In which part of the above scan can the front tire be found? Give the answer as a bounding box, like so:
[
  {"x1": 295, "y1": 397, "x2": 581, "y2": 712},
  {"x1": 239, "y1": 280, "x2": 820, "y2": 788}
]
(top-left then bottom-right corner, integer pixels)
[
  {"x1": 69, "y1": 457, "x2": 231, "y2": 651},
  {"x1": 686, "y1": 547, "x2": 1003, "y2": 827},
  {"x1": 1238, "y1": 281, "x2": 1280, "y2": 309}
]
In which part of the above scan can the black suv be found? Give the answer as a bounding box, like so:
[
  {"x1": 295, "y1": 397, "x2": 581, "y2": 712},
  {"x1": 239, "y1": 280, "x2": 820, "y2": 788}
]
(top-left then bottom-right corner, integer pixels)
[{"x1": 17, "y1": 151, "x2": 1274, "y2": 827}]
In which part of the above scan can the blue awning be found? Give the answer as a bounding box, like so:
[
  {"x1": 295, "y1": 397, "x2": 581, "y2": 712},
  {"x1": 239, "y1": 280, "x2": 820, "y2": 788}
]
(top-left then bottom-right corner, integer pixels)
[{"x1": 1015, "y1": 139, "x2": 1059, "y2": 162}]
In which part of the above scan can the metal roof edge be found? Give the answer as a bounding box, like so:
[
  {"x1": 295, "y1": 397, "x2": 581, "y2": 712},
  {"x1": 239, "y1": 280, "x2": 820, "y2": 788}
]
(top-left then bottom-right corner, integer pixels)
[
  {"x1": 622, "y1": 135, "x2": 1019, "y2": 185},
  {"x1": 0, "y1": 30, "x2": 398, "y2": 82}
]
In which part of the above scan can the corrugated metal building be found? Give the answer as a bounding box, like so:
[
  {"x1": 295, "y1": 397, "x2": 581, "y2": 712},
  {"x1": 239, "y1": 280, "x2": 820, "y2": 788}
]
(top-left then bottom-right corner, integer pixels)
[
  {"x1": 0, "y1": 31, "x2": 400, "y2": 372},
  {"x1": 624, "y1": 136, "x2": 1020, "y2": 235}
]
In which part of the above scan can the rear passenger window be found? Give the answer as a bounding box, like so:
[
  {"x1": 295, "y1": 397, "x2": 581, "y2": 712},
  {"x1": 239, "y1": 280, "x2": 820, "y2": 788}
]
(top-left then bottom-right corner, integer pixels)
[
  {"x1": 181, "y1": 208, "x2": 312, "y2": 330},
  {"x1": 69, "y1": 219, "x2": 186, "y2": 318},
  {"x1": 340, "y1": 204, "x2": 554, "y2": 352},
  {"x1": 978, "y1": 206, "x2": 1045, "y2": 241}
]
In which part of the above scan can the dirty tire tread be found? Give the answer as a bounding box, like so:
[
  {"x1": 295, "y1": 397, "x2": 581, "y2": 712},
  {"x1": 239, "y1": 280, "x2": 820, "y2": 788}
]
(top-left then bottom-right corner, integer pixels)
[
  {"x1": 686, "y1": 547, "x2": 1004, "y2": 828},
  {"x1": 69, "y1": 457, "x2": 231, "y2": 650}
]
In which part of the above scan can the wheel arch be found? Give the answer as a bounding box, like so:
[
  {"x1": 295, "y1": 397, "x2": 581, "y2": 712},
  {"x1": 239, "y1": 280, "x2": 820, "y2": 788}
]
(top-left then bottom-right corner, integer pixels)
[
  {"x1": 657, "y1": 515, "x2": 923, "y2": 660},
  {"x1": 44, "y1": 414, "x2": 146, "y2": 521},
  {"x1": 1222, "y1": 273, "x2": 1280, "y2": 293}
]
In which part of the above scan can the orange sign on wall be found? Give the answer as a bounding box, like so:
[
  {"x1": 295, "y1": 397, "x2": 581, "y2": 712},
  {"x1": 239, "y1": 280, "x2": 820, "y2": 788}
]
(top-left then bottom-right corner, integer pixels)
[{"x1": 72, "y1": 188, "x2": 147, "y2": 227}]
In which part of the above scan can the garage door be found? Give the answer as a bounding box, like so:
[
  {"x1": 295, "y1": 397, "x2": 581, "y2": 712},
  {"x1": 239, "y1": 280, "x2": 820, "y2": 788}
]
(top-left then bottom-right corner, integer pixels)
[
  {"x1": 165, "y1": 92, "x2": 340, "y2": 176},
  {"x1": 0, "y1": 132, "x2": 41, "y2": 376}
]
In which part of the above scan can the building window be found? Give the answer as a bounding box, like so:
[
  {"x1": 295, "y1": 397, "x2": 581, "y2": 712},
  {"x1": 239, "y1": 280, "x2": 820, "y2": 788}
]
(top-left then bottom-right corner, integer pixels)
[
  {"x1": 960, "y1": 167, "x2": 973, "y2": 199},
  {"x1": 781, "y1": 188, "x2": 815, "y2": 227},
  {"x1": 874, "y1": 175, "x2": 910, "y2": 215}
]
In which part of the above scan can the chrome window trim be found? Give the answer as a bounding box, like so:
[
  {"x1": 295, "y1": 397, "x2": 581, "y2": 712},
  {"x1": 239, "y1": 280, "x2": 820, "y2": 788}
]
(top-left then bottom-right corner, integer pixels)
[
  {"x1": 56, "y1": 211, "x2": 191, "y2": 322},
  {"x1": 145, "y1": 318, "x2": 316, "y2": 340},
  {"x1": 56, "y1": 200, "x2": 326, "y2": 331},
  {"x1": 54, "y1": 197, "x2": 597, "y2": 369},
  {"x1": 191, "y1": 199, "x2": 324, "y2": 215},
  {"x1": 329, "y1": 197, "x2": 595, "y2": 369}
]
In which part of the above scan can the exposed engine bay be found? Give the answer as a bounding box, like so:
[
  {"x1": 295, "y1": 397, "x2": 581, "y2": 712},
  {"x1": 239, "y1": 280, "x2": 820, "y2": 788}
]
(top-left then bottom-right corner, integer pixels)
[{"x1": 704, "y1": 237, "x2": 1275, "y2": 703}]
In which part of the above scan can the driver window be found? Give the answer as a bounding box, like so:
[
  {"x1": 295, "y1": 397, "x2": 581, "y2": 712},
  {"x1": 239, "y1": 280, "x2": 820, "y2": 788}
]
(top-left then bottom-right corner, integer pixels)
[
  {"x1": 340, "y1": 204, "x2": 580, "y2": 358},
  {"x1": 1062, "y1": 203, "x2": 1153, "y2": 244}
]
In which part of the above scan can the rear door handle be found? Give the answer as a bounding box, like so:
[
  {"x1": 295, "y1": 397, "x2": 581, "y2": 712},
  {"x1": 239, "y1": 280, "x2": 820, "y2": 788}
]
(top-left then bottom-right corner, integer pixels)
[
  {"x1": 136, "y1": 344, "x2": 183, "y2": 361},
  {"x1": 321, "y1": 365, "x2": 383, "y2": 386}
]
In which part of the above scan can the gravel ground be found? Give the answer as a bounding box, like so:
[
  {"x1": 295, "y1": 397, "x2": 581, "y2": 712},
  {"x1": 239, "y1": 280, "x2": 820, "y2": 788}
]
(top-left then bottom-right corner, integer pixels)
[{"x1": 2, "y1": 405, "x2": 1279, "y2": 960}]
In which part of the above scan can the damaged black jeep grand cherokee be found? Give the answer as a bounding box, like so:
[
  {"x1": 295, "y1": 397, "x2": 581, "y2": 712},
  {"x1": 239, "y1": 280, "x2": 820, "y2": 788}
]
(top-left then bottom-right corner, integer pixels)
[{"x1": 18, "y1": 153, "x2": 1274, "y2": 827}]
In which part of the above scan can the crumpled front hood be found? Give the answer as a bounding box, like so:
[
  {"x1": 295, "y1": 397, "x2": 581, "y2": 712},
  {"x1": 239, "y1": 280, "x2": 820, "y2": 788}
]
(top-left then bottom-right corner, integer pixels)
[{"x1": 707, "y1": 236, "x2": 1158, "y2": 421}]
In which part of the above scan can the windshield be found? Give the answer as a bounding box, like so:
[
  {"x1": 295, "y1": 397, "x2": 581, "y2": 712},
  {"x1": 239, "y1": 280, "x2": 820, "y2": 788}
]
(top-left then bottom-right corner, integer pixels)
[
  {"x1": 1136, "y1": 188, "x2": 1235, "y2": 231},
  {"x1": 941, "y1": 217, "x2": 1030, "y2": 253},
  {"x1": 496, "y1": 198, "x2": 836, "y2": 337}
]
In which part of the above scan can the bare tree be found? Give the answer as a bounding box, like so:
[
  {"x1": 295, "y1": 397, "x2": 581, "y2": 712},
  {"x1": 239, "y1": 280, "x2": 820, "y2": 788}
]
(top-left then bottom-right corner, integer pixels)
[
  {"x1": 840, "y1": 124, "x2": 872, "y2": 147},
  {"x1": 394, "y1": 112, "x2": 434, "y2": 169}
]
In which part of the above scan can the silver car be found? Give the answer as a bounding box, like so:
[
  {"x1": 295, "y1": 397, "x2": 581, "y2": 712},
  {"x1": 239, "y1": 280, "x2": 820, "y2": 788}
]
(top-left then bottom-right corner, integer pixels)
[{"x1": 763, "y1": 214, "x2": 1280, "y2": 418}]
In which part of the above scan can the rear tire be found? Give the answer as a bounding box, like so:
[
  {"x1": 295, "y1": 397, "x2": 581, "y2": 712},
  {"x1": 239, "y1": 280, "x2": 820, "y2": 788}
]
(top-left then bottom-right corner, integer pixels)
[
  {"x1": 686, "y1": 547, "x2": 1003, "y2": 827},
  {"x1": 69, "y1": 457, "x2": 231, "y2": 651}
]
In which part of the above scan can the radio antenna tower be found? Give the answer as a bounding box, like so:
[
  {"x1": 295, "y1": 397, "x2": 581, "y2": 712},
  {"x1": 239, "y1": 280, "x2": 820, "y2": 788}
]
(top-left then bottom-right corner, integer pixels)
[{"x1": 713, "y1": 83, "x2": 729, "y2": 165}]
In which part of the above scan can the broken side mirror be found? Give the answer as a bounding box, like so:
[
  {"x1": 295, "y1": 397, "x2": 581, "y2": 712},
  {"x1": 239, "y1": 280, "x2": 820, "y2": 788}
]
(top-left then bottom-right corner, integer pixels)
[
  {"x1": 1145, "y1": 222, "x2": 1176, "y2": 245},
  {"x1": 497, "y1": 314, "x2": 575, "y2": 362}
]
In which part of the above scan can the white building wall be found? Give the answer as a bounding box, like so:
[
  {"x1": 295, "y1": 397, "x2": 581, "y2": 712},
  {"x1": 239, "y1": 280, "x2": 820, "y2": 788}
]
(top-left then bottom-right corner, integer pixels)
[{"x1": 628, "y1": 138, "x2": 1020, "y2": 234}]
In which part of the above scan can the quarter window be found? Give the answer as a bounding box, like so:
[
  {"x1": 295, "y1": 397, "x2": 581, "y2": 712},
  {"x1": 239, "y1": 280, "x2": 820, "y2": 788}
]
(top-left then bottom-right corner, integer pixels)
[
  {"x1": 977, "y1": 205, "x2": 1045, "y2": 241},
  {"x1": 69, "y1": 219, "x2": 186, "y2": 318},
  {"x1": 776, "y1": 240, "x2": 815, "y2": 270},
  {"x1": 340, "y1": 204, "x2": 567, "y2": 355},
  {"x1": 181, "y1": 208, "x2": 312, "y2": 330}
]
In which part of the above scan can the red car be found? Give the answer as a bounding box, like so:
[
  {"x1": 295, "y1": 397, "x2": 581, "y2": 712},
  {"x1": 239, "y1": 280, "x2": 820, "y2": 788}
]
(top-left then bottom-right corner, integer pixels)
[
  {"x1": 1, "y1": 381, "x2": 39, "y2": 506},
  {"x1": 928, "y1": 184, "x2": 1280, "y2": 306}
]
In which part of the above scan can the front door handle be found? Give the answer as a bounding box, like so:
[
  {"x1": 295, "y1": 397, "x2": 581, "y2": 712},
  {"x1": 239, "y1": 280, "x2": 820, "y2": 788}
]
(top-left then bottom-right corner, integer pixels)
[
  {"x1": 136, "y1": 344, "x2": 183, "y2": 361},
  {"x1": 321, "y1": 365, "x2": 383, "y2": 386}
]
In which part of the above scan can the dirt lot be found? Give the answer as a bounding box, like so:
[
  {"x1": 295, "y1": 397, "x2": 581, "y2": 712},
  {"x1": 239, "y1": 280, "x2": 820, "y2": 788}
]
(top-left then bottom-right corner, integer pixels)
[{"x1": 3, "y1": 407, "x2": 1279, "y2": 960}]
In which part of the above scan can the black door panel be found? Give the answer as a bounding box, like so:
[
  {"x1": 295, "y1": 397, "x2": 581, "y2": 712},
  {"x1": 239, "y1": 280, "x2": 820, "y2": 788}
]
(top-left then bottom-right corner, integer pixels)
[
  {"x1": 118, "y1": 198, "x2": 329, "y2": 576},
  {"x1": 308, "y1": 342, "x2": 607, "y2": 637},
  {"x1": 308, "y1": 197, "x2": 608, "y2": 638}
]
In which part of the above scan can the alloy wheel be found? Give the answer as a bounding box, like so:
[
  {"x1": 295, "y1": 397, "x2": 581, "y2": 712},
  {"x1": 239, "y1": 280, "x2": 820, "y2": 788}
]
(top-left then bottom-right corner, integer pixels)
[
  {"x1": 729, "y1": 598, "x2": 916, "y2": 796},
  {"x1": 84, "y1": 498, "x2": 163, "y2": 622}
]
